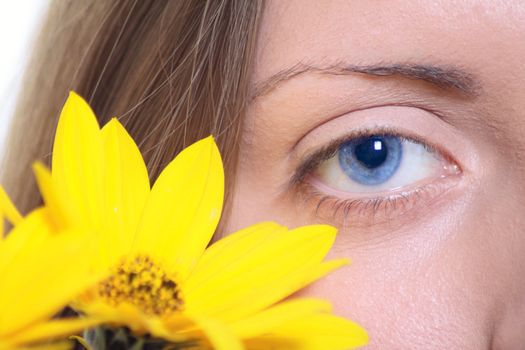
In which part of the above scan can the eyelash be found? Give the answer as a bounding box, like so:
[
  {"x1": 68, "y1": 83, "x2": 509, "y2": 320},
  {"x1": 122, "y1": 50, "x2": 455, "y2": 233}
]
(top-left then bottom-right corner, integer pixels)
[{"x1": 288, "y1": 126, "x2": 460, "y2": 223}]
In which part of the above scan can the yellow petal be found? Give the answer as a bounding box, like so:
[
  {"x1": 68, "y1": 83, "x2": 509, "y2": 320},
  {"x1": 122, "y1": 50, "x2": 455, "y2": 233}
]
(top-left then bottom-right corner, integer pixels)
[
  {"x1": 75, "y1": 301, "x2": 150, "y2": 335},
  {"x1": 135, "y1": 136, "x2": 224, "y2": 279},
  {"x1": 187, "y1": 317, "x2": 243, "y2": 350},
  {"x1": 165, "y1": 315, "x2": 243, "y2": 350},
  {"x1": 32, "y1": 162, "x2": 76, "y2": 231},
  {"x1": 0, "y1": 209, "x2": 52, "y2": 278},
  {"x1": 76, "y1": 301, "x2": 188, "y2": 343},
  {"x1": 184, "y1": 222, "x2": 284, "y2": 287},
  {"x1": 0, "y1": 186, "x2": 22, "y2": 226},
  {"x1": 193, "y1": 258, "x2": 347, "y2": 323},
  {"x1": 1, "y1": 341, "x2": 72, "y2": 350},
  {"x1": 51, "y1": 91, "x2": 103, "y2": 229},
  {"x1": 229, "y1": 298, "x2": 332, "y2": 338},
  {"x1": 0, "y1": 223, "x2": 102, "y2": 335},
  {"x1": 68, "y1": 336, "x2": 91, "y2": 350},
  {"x1": 244, "y1": 314, "x2": 368, "y2": 350},
  {"x1": 184, "y1": 225, "x2": 345, "y2": 321},
  {"x1": 82, "y1": 304, "x2": 242, "y2": 349},
  {"x1": 6, "y1": 318, "x2": 101, "y2": 348},
  {"x1": 100, "y1": 118, "x2": 149, "y2": 252}
]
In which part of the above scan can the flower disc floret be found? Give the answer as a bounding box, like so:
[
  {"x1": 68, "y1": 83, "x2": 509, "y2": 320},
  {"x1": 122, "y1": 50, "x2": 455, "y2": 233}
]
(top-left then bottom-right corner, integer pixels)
[{"x1": 98, "y1": 255, "x2": 183, "y2": 316}]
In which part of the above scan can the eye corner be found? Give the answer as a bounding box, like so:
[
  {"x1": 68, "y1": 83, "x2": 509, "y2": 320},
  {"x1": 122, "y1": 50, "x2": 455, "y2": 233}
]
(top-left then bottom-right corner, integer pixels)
[{"x1": 288, "y1": 140, "x2": 340, "y2": 187}]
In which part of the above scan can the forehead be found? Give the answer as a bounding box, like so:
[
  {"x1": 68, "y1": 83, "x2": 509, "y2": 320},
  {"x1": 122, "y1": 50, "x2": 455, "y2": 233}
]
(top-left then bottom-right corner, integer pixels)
[{"x1": 254, "y1": 0, "x2": 525, "y2": 85}]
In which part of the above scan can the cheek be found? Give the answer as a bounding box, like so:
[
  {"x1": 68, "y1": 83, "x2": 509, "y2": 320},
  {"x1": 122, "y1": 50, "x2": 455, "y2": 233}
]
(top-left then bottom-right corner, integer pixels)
[
  {"x1": 226, "y1": 164, "x2": 525, "y2": 349},
  {"x1": 292, "y1": 201, "x2": 495, "y2": 349},
  {"x1": 226, "y1": 161, "x2": 319, "y2": 229}
]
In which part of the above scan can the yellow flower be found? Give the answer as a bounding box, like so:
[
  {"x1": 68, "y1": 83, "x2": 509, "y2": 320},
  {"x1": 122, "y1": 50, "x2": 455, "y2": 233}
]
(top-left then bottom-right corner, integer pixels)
[
  {"x1": 36, "y1": 92, "x2": 368, "y2": 349},
  {"x1": 0, "y1": 188, "x2": 102, "y2": 350}
]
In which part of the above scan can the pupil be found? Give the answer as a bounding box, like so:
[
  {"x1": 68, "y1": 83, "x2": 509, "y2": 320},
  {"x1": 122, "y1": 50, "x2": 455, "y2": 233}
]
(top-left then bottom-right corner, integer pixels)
[{"x1": 354, "y1": 137, "x2": 388, "y2": 169}]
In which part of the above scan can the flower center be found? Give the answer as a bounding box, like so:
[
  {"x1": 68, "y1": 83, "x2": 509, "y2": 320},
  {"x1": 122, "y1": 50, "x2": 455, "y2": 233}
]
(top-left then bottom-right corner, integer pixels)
[{"x1": 98, "y1": 255, "x2": 183, "y2": 316}]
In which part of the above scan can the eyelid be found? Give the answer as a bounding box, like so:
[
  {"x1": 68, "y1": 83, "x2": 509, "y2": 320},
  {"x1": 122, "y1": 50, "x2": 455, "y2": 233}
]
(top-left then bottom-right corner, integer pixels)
[
  {"x1": 289, "y1": 131, "x2": 462, "y2": 227},
  {"x1": 288, "y1": 105, "x2": 477, "y2": 183},
  {"x1": 285, "y1": 105, "x2": 475, "y2": 227}
]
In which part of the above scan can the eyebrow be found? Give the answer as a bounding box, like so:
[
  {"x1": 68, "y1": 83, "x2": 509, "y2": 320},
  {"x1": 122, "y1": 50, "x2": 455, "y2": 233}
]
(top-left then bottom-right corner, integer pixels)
[{"x1": 250, "y1": 61, "x2": 481, "y2": 101}]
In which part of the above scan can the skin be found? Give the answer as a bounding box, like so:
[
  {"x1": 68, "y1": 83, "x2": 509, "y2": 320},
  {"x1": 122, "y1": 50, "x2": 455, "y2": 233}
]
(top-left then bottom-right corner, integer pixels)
[{"x1": 223, "y1": 1, "x2": 525, "y2": 349}]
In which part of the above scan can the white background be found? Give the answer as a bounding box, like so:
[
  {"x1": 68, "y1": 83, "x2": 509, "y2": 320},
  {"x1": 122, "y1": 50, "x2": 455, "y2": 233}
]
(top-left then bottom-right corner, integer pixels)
[{"x1": 0, "y1": 1, "x2": 49, "y2": 155}]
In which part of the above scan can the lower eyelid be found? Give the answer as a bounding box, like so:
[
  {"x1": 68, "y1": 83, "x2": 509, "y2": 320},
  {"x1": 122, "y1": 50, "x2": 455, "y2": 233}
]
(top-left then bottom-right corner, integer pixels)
[
  {"x1": 310, "y1": 162, "x2": 459, "y2": 199},
  {"x1": 297, "y1": 172, "x2": 463, "y2": 228}
]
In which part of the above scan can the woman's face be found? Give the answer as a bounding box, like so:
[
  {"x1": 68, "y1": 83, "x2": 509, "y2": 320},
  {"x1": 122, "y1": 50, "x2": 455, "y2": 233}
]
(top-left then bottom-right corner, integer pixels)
[{"x1": 225, "y1": 1, "x2": 525, "y2": 348}]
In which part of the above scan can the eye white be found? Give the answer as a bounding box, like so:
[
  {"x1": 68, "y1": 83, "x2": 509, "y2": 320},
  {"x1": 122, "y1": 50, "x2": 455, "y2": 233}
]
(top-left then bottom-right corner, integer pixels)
[{"x1": 314, "y1": 138, "x2": 447, "y2": 194}]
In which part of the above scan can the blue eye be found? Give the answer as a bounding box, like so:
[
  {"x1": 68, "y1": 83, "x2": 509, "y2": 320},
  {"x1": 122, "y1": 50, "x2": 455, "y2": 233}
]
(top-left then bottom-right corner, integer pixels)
[
  {"x1": 338, "y1": 136, "x2": 402, "y2": 186},
  {"x1": 313, "y1": 132, "x2": 454, "y2": 194}
]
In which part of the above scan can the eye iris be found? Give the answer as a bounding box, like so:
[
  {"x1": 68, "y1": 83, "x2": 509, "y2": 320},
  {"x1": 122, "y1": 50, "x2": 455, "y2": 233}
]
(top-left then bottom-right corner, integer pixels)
[{"x1": 338, "y1": 136, "x2": 402, "y2": 185}]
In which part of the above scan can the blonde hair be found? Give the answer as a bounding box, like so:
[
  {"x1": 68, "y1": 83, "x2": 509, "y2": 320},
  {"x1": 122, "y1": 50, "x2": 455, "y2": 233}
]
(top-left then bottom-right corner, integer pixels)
[{"x1": 2, "y1": 0, "x2": 264, "y2": 231}]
